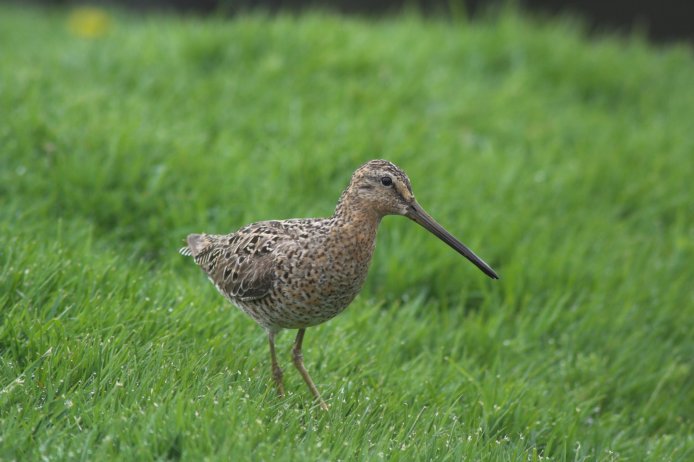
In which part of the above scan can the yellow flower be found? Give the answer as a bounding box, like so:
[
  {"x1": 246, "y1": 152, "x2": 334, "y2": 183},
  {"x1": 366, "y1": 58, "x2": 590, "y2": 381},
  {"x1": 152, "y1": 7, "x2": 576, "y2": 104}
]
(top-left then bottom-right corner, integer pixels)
[{"x1": 67, "y1": 7, "x2": 111, "y2": 39}]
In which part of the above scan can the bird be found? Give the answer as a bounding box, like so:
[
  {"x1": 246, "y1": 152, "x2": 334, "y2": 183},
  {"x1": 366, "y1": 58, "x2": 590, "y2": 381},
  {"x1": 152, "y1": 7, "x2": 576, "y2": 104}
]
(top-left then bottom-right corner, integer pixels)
[{"x1": 180, "y1": 159, "x2": 498, "y2": 410}]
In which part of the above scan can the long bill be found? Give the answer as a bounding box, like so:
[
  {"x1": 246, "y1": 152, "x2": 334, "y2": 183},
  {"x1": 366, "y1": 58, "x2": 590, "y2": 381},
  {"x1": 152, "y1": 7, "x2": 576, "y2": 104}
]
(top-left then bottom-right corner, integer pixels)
[{"x1": 405, "y1": 201, "x2": 499, "y2": 279}]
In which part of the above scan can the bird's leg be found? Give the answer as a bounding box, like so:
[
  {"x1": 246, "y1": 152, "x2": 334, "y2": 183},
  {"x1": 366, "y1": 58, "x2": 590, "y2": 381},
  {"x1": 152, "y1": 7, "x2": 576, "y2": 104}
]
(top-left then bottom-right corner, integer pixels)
[
  {"x1": 268, "y1": 331, "x2": 285, "y2": 397},
  {"x1": 291, "y1": 328, "x2": 329, "y2": 411}
]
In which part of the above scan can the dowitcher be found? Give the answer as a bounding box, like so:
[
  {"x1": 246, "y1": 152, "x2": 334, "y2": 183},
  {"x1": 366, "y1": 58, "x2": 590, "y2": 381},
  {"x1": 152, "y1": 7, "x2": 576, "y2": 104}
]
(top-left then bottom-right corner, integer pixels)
[{"x1": 180, "y1": 160, "x2": 498, "y2": 410}]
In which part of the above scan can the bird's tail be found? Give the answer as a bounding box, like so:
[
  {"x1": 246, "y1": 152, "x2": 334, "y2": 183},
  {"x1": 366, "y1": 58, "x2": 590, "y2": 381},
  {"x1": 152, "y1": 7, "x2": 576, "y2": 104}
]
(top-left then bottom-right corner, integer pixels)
[{"x1": 179, "y1": 234, "x2": 211, "y2": 258}]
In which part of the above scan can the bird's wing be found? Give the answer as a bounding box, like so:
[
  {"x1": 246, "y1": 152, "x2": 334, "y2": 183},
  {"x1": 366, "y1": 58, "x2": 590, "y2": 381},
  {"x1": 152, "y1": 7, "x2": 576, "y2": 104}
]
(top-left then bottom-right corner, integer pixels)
[{"x1": 183, "y1": 223, "x2": 286, "y2": 302}]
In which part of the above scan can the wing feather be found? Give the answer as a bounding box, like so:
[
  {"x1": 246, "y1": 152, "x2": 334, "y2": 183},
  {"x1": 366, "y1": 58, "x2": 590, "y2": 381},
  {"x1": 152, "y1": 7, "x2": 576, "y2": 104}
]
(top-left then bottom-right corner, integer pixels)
[{"x1": 183, "y1": 225, "x2": 283, "y2": 302}]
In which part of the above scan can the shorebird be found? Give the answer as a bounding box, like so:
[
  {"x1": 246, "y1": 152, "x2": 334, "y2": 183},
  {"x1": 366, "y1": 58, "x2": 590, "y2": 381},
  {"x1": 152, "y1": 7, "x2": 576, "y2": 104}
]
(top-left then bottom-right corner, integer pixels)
[{"x1": 180, "y1": 160, "x2": 498, "y2": 410}]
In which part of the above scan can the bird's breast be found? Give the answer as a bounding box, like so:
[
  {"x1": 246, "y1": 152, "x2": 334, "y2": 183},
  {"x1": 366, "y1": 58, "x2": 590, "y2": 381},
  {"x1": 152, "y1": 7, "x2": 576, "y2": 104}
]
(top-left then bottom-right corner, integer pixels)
[
  {"x1": 313, "y1": 221, "x2": 378, "y2": 307},
  {"x1": 270, "y1": 219, "x2": 379, "y2": 327}
]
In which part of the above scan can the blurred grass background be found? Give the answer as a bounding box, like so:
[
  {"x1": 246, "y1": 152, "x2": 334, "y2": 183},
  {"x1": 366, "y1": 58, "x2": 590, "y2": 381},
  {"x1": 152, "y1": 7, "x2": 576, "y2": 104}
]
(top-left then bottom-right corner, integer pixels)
[{"x1": 1, "y1": 4, "x2": 693, "y2": 460}]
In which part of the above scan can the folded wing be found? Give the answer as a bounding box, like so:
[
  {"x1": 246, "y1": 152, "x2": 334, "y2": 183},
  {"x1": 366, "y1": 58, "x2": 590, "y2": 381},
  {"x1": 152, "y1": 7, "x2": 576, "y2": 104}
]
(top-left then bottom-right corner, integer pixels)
[{"x1": 181, "y1": 226, "x2": 283, "y2": 302}]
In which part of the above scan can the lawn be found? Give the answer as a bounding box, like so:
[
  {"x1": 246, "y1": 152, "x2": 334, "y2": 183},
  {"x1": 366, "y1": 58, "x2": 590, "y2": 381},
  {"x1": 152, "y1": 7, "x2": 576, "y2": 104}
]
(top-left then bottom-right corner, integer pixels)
[{"x1": 1, "y1": 4, "x2": 692, "y2": 460}]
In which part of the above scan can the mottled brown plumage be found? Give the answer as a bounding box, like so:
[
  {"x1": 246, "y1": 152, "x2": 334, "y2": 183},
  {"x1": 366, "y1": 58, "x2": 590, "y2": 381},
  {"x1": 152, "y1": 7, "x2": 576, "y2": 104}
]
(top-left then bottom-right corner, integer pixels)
[{"x1": 180, "y1": 159, "x2": 498, "y2": 410}]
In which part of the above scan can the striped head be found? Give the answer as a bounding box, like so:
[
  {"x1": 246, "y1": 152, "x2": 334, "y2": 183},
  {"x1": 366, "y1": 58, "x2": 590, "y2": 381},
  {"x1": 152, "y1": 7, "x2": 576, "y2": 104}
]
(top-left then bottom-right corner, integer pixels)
[{"x1": 343, "y1": 159, "x2": 416, "y2": 216}]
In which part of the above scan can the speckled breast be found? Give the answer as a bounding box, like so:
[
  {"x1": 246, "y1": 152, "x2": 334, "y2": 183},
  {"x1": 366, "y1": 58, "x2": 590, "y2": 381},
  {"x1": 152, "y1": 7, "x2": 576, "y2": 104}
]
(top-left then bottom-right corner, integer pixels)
[{"x1": 237, "y1": 226, "x2": 377, "y2": 331}]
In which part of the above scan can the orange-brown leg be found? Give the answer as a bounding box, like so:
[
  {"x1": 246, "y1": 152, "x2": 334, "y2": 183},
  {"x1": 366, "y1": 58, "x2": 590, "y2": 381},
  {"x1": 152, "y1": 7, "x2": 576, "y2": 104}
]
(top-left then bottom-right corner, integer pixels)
[
  {"x1": 292, "y1": 328, "x2": 329, "y2": 411},
  {"x1": 268, "y1": 332, "x2": 285, "y2": 397}
]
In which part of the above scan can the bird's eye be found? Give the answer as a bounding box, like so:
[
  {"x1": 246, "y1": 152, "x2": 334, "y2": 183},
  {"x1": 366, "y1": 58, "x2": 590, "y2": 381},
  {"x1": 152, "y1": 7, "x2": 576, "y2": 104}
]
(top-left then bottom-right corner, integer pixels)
[{"x1": 381, "y1": 176, "x2": 393, "y2": 187}]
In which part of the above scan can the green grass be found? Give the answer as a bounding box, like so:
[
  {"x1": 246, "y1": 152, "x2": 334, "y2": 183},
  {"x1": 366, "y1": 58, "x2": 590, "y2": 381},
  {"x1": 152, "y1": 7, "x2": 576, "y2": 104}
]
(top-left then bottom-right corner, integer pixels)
[{"x1": 1, "y1": 4, "x2": 693, "y2": 460}]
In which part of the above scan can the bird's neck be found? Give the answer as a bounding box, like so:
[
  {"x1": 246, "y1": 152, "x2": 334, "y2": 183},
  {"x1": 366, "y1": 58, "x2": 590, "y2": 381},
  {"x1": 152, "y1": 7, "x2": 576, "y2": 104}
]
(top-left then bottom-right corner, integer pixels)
[{"x1": 330, "y1": 190, "x2": 382, "y2": 259}]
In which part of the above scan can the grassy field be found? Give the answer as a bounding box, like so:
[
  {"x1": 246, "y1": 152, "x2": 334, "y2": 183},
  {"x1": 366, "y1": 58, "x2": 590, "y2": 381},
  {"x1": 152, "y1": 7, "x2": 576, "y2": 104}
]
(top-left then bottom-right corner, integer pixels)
[{"x1": 1, "y1": 4, "x2": 693, "y2": 460}]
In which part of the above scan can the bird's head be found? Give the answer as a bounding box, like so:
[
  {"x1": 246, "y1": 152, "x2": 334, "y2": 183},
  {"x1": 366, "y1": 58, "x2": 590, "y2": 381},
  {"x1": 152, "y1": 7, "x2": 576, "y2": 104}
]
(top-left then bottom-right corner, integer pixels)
[
  {"x1": 340, "y1": 159, "x2": 499, "y2": 279},
  {"x1": 348, "y1": 159, "x2": 416, "y2": 216}
]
